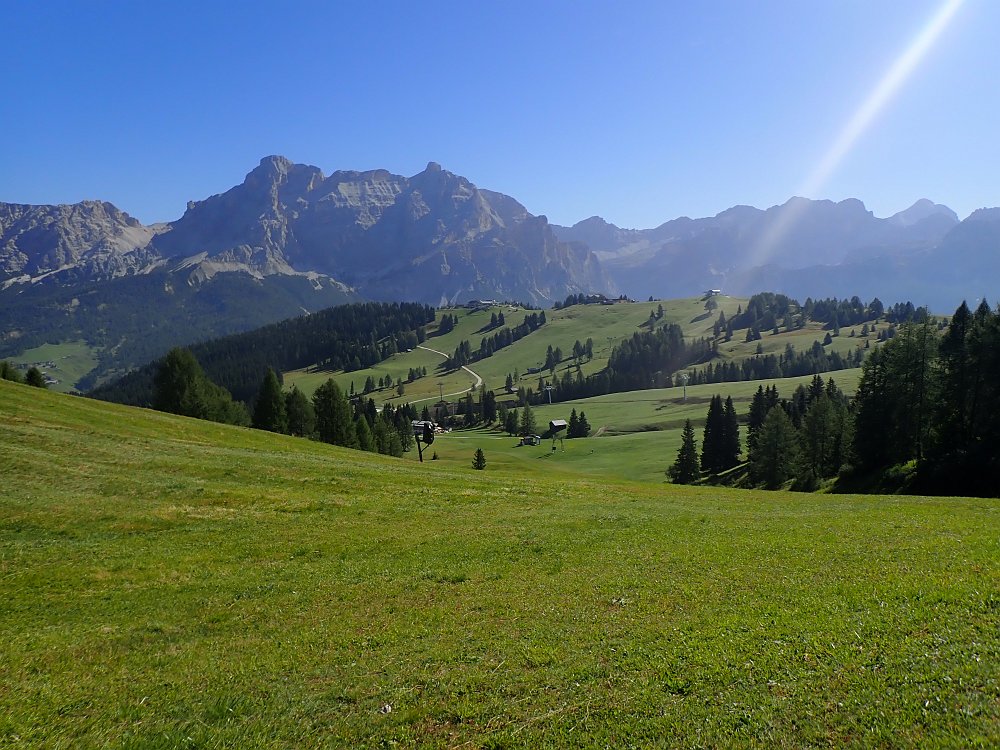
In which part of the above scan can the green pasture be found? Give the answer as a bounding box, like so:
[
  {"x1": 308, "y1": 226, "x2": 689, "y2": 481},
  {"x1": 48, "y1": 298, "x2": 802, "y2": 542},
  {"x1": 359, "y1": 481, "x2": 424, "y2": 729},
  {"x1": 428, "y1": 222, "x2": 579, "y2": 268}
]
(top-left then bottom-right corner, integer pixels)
[
  {"x1": 415, "y1": 369, "x2": 864, "y2": 483},
  {"x1": 282, "y1": 298, "x2": 875, "y2": 413},
  {"x1": 2, "y1": 378, "x2": 996, "y2": 747},
  {"x1": 5, "y1": 340, "x2": 98, "y2": 392}
]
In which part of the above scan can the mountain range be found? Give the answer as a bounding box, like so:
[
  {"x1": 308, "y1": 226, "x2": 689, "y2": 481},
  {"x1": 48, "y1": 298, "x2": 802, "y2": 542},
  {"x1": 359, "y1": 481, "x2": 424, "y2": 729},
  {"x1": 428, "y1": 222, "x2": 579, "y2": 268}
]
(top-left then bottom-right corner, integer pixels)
[
  {"x1": 2, "y1": 156, "x2": 998, "y2": 388},
  {"x1": 551, "y1": 197, "x2": 977, "y2": 305}
]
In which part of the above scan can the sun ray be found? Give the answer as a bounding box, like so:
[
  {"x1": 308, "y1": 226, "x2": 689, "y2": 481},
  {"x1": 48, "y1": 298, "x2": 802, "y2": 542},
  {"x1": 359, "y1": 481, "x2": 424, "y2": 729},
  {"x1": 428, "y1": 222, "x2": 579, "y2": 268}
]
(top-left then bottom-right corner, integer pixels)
[{"x1": 747, "y1": 0, "x2": 965, "y2": 268}]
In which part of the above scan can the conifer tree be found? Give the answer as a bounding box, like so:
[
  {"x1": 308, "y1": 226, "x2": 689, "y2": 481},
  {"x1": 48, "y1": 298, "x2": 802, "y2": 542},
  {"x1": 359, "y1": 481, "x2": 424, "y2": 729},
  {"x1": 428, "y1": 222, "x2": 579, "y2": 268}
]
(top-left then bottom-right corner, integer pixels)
[
  {"x1": 472, "y1": 448, "x2": 487, "y2": 470},
  {"x1": 700, "y1": 394, "x2": 724, "y2": 473},
  {"x1": 354, "y1": 414, "x2": 375, "y2": 452},
  {"x1": 153, "y1": 347, "x2": 248, "y2": 425},
  {"x1": 251, "y1": 368, "x2": 287, "y2": 433},
  {"x1": 746, "y1": 385, "x2": 770, "y2": 455},
  {"x1": 668, "y1": 419, "x2": 700, "y2": 484},
  {"x1": 0, "y1": 361, "x2": 24, "y2": 383},
  {"x1": 722, "y1": 396, "x2": 740, "y2": 469},
  {"x1": 285, "y1": 386, "x2": 315, "y2": 437},
  {"x1": 750, "y1": 406, "x2": 800, "y2": 489},
  {"x1": 519, "y1": 403, "x2": 537, "y2": 435},
  {"x1": 313, "y1": 378, "x2": 354, "y2": 446},
  {"x1": 505, "y1": 409, "x2": 518, "y2": 436},
  {"x1": 25, "y1": 366, "x2": 47, "y2": 388}
]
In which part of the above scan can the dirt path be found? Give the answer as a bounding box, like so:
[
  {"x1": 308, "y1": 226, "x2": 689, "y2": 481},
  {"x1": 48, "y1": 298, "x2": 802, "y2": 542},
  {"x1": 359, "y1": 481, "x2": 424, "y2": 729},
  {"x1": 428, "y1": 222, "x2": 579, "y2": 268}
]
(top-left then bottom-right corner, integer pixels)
[{"x1": 407, "y1": 345, "x2": 484, "y2": 403}]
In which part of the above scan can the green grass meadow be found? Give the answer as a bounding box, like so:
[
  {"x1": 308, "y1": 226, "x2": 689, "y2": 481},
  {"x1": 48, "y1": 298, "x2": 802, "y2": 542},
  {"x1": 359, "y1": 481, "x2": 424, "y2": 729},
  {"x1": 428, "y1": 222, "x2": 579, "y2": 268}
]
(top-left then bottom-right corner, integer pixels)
[
  {"x1": 419, "y1": 369, "x2": 864, "y2": 484},
  {"x1": 282, "y1": 298, "x2": 878, "y2": 415},
  {"x1": 1, "y1": 379, "x2": 998, "y2": 747},
  {"x1": 6, "y1": 340, "x2": 99, "y2": 393}
]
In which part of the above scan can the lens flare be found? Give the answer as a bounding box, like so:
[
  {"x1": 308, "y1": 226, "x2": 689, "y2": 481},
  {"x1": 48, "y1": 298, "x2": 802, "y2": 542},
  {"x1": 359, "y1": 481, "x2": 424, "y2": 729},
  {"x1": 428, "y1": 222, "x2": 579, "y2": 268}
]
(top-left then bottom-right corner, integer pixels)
[{"x1": 748, "y1": 0, "x2": 965, "y2": 268}]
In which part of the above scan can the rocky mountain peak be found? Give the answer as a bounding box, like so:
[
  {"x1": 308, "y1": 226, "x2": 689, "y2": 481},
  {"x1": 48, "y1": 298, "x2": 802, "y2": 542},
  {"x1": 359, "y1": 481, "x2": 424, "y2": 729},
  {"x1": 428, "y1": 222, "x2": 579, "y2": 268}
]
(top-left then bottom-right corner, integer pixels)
[
  {"x1": 889, "y1": 198, "x2": 959, "y2": 227},
  {"x1": 964, "y1": 207, "x2": 1000, "y2": 223}
]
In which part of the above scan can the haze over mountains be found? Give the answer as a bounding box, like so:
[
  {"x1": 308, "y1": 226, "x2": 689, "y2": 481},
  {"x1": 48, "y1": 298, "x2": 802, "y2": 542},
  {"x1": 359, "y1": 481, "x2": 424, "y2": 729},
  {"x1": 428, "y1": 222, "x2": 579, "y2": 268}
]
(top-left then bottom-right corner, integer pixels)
[
  {"x1": 551, "y1": 196, "x2": 977, "y2": 305},
  {"x1": 2, "y1": 155, "x2": 998, "y2": 385}
]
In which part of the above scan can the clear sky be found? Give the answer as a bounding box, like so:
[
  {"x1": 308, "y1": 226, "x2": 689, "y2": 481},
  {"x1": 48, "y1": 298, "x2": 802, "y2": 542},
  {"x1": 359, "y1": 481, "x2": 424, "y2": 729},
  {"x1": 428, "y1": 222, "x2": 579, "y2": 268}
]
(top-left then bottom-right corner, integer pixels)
[{"x1": 1, "y1": 0, "x2": 996, "y2": 228}]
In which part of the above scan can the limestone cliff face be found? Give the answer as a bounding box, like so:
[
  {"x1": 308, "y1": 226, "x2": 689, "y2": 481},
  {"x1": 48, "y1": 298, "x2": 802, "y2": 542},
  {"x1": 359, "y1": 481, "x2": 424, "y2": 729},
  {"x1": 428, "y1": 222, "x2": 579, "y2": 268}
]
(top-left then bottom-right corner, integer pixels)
[
  {"x1": 149, "y1": 156, "x2": 613, "y2": 306},
  {"x1": 0, "y1": 200, "x2": 159, "y2": 281}
]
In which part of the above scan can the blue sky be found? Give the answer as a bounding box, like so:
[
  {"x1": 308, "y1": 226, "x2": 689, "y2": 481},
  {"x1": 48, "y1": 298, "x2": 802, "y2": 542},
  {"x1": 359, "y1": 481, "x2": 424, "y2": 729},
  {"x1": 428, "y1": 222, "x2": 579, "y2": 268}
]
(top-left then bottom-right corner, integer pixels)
[{"x1": 2, "y1": 0, "x2": 996, "y2": 228}]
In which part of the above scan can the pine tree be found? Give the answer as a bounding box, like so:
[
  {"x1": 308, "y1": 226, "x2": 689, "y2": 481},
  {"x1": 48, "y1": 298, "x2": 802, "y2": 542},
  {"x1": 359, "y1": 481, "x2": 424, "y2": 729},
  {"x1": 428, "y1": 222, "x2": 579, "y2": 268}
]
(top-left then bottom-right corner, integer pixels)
[
  {"x1": 577, "y1": 411, "x2": 591, "y2": 437},
  {"x1": 472, "y1": 448, "x2": 487, "y2": 470},
  {"x1": 746, "y1": 385, "x2": 770, "y2": 455},
  {"x1": 505, "y1": 409, "x2": 518, "y2": 436},
  {"x1": 285, "y1": 386, "x2": 315, "y2": 437},
  {"x1": 152, "y1": 347, "x2": 248, "y2": 425},
  {"x1": 700, "y1": 395, "x2": 725, "y2": 474},
  {"x1": 568, "y1": 408, "x2": 580, "y2": 438},
  {"x1": 251, "y1": 368, "x2": 287, "y2": 433},
  {"x1": 519, "y1": 403, "x2": 537, "y2": 435},
  {"x1": 668, "y1": 420, "x2": 700, "y2": 483},
  {"x1": 25, "y1": 366, "x2": 46, "y2": 388},
  {"x1": 154, "y1": 348, "x2": 211, "y2": 418},
  {"x1": 355, "y1": 414, "x2": 375, "y2": 452},
  {"x1": 750, "y1": 406, "x2": 800, "y2": 489},
  {"x1": 721, "y1": 395, "x2": 740, "y2": 469},
  {"x1": 313, "y1": 378, "x2": 354, "y2": 446}
]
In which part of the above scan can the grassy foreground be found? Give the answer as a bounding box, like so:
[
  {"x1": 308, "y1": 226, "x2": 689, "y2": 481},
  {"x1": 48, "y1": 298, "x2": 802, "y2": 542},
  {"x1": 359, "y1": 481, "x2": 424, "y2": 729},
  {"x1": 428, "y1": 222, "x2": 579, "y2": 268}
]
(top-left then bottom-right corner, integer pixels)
[{"x1": 1, "y1": 380, "x2": 997, "y2": 748}]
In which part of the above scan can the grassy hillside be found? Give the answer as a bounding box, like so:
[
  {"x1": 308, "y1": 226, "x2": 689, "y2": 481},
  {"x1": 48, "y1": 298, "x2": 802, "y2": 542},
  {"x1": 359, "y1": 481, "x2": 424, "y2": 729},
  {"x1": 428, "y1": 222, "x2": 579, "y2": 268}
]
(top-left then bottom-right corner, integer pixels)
[
  {"x1": 2, "y1": 380, "x2": 997, "y2": 747},
  {"x1": 5, "y1": 340, "x2": 99, "y2": 393},
  {"x1": 283, "y1": 296, "x2": 877, "y2": 409},
  {"x1": 419, "y1": 369, "x2": 865, "y2": 483}
]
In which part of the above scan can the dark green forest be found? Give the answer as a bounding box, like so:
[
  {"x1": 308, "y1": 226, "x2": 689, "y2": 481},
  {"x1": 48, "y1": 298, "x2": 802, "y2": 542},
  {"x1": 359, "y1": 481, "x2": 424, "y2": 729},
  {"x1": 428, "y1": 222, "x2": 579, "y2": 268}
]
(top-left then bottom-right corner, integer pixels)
[
  {"x1": 90, "y1": 301, "x2": 434, "y2": 406},
  {"x1": 672, "y1": 300, "x2": 1000, "y2": 497},
  {"x1": 0, "y1": 270, "x2": 358, "y2": 389}
]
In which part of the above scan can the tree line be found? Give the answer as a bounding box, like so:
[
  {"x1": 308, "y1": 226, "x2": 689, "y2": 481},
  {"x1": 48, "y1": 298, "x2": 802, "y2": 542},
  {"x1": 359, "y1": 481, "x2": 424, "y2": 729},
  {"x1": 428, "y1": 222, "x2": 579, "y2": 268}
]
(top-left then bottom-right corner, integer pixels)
[
  {"x1": 1, "y1": 361, "x2": 49, "y2": 389},
  {"x1": 91, "y1": 301, "x2": 435, "y2": 406},
  {"x1": 445, "y1": 311, "x2": 547, "y2": 369},
  {"x1": 670, "y1": 375, "x2": 852, "y2": 490},
  {"x1": 669, "y1": 299, "x2": 1000, "y2": 497},
  {"x1": 853, "y1": 300, "x2": 1000, "y2": 496},
  {"x1": 152, "y1": 348, "x2": 420, "y2": 457}
]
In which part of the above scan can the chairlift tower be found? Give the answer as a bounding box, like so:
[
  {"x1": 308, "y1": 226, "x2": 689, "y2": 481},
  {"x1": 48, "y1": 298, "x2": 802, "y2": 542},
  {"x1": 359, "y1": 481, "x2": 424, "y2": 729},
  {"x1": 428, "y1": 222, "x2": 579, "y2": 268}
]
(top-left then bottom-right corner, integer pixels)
[{"x1": 678, "y1": 372, "x2": 690, "y2": 402}]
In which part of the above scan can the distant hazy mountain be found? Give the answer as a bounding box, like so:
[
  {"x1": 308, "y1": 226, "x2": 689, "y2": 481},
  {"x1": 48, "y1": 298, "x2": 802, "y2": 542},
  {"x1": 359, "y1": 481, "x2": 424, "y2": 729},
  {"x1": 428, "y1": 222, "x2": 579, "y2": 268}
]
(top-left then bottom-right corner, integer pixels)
[
  {"x1": 714, "y1": 207, "x2": 999, "y2": 312},
  {"x1": 552, "y1": 197, "x2": 968, "y2": 308}
]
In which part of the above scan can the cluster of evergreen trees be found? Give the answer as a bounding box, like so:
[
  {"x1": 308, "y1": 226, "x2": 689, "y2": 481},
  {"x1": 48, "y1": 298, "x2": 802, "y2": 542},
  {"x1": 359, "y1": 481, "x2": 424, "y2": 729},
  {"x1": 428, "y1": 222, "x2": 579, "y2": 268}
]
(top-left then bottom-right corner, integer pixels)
[
  {"x1": 499, "y1": 402, "x2": 537, "y2": 437},
  {"x1": 91, "y1": 301, "x2": 435, "y2": 406},
  {"x1": 699, "y1": 395, "x2": 741, "y2": 474},
  {"x1": 445, "y1": 312, "x2": 546, "y2": 369},
  {"x1": 151, "y1": 348, "x2": 252, "y2": 425},
  {"x1": 688, "y1": 341, "x2": 864, "y2": 385},
  {"x1": 0, "y1": 361, "x2": 48, "y2": 388},
  {"x1": 566, "y1": 408, "x2": 591, "y2": 438},
  {"x1": 152, "y1": 349, "x2": 420, "y2": 457},
  {"x1": 553, "y1": 293, "x2": 632, "y2": 309},
  {"x1": 514, "y1": 324, "x2": 711, "y2": 407},
  {"x1": 669, "y1": 376, "x2": 851, "y2": 490},
  {"x1": 745, "y1": 377, "x2": 852, "y2": 489},
  {"x1": 674, "y1": 300, "x2": 1000, "y2": 497},
  {"x1": 854, "y1": 301, "x2": 1000, "y2": 496}
]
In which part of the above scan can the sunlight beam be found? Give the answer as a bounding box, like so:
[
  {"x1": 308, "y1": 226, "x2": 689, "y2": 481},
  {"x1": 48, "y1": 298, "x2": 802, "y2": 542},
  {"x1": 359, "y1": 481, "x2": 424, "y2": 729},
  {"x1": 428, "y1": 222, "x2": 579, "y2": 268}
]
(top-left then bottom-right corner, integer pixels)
[{"x1": 748, "y1": 0, "x2": 965, "y2": 268}]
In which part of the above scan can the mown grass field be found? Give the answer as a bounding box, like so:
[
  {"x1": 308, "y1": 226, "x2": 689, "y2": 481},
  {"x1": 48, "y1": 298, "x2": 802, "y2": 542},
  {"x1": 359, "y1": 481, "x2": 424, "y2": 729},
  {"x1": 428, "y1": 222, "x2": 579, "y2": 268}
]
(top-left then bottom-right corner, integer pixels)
[
  {"x1": 2, "y1": 379, "x2": 997, "y2": 748},
  {"x1": 283, "y1": 297, "x2": 879, "y2": 411},
  {"x1": 418, "y1": 369, "x2": 865, "y2": 484}
]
